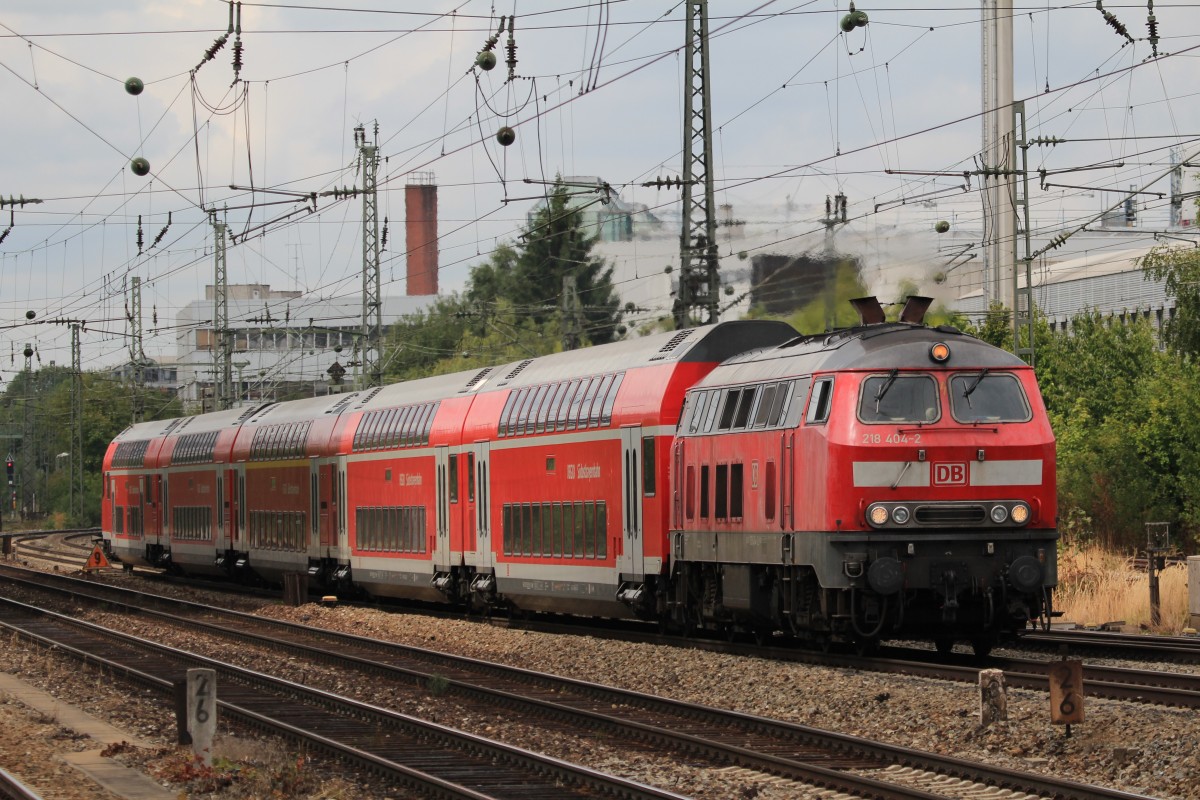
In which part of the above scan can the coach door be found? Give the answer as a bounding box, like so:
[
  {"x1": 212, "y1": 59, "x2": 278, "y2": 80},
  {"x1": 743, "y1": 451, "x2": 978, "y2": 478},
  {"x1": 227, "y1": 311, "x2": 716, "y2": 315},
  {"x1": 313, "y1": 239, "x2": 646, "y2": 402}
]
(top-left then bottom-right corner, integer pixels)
[
  {"x1": 469, "y1": 441, "x2": 492, "y2": 568},
  {"x1": 317, "y1": 464, "x2": 336, "y2": 549},
  {"x1": 619, "y1": 426, "x2": 644, "y2": 578},
  {"x1": 434, "y1": 446, "x2": 451, "y2": 569}
]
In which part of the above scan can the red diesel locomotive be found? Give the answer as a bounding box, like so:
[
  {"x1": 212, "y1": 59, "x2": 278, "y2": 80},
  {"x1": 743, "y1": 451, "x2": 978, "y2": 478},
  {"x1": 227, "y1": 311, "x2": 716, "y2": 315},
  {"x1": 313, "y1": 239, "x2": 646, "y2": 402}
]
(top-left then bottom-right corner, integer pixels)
[{"x1": 102, "y1": 297, "x2": 1057, "y2": 652}]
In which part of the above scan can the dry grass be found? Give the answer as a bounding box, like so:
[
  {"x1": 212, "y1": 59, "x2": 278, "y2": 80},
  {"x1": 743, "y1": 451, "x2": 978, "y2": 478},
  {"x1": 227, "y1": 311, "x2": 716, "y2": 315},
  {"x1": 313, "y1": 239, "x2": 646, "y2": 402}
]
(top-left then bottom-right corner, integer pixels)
[{"x1": 1055, "y1": 545, "x2": 1192, "y2": 633}]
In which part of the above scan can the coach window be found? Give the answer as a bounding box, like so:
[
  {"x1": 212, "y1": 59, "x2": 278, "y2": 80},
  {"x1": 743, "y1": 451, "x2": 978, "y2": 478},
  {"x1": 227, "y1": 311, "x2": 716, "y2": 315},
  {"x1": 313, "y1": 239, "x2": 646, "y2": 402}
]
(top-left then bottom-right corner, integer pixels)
[
  {"x1": 555, "y1": 379, "x2": 583, "y2": 431},
  {"x1": 449, "y1": 454, "x2": 459, "y2": 503},
  {"x1": 642, "y1": 436, "x2": 656, "y2": 496},
  {"x1": 537, "y1": 382, "x2": 564, "y2": 433},
  {"x1": 529, "y1": 385, "x2": 553, "y2": 434},
  {"x1": 588, "y1": 374, "x2": 615, "y2": 427},
  {"x1": 502, "y1": 504, "x2": 514, "y2": 554},
  {"x1": 530, "y1": 503, "x2": 543, "y2": 556},
  {"x1": 498, "y1": 392, "x2": 519, "y2": 437},
  {"x1": 582, "y1": 502, "x2": 596, "y2": 558},
  {"x1": 515, "y1": 388, "x2": 538, "y2": 435},
  {"x1": 573, "y1": 377, "x2": 601, "y2": 429},
  {"x1": 806, "y1": 377, "x2": 835, "y2": 424},
  {"x1": 551, "y1": 502, "x2": 564, "y2": 557},
  {"x1": 394, "y1": 406, "x2": 414, "y2": 447},
  {"x1": 600, "y1": 373, "x2": 624, "y2": 425},
  {"x1": 573, "y1": 501, "x2": 586, "y2": 557},
  {"x1": 715, "y1": 464, "x2": 729, "y2": 520},
  {"x1": 467, "y1": 453, "x2": 476, "y2": 501}
]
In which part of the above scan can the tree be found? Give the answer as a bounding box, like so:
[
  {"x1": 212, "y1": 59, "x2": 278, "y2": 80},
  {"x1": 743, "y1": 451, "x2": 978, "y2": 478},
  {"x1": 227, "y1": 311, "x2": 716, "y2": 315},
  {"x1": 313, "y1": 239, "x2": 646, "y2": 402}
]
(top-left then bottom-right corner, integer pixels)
[
  {"x1": 1139, "y1": 243, "x2": 1200, "y2": 357},
  {"x1": 466, "y1": 181, "x2": 622, "y2": 346}
]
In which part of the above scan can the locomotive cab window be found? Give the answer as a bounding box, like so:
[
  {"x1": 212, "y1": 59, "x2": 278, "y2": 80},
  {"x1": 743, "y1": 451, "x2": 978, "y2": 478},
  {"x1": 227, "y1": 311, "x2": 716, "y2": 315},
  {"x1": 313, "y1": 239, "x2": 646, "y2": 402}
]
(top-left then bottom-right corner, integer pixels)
[
  {"x1": 949, "y1": 372, "x2": 1032, "y2": 423},
  {"x1": 858, "y1": 373, "x2": 939, "y2": 424}
]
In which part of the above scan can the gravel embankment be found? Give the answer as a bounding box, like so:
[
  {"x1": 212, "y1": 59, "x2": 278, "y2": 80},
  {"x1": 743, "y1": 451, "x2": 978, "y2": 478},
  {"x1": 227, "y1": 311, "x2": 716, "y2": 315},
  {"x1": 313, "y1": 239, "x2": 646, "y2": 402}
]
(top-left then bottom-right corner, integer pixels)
[{"x1": 1, "y1": 566, "x2": 1197, "y2": 798}]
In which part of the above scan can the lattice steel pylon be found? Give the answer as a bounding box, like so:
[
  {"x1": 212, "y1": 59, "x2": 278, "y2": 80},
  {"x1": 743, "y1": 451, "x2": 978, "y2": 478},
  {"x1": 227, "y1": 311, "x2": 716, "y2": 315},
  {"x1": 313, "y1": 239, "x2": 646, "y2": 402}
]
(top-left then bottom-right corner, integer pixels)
[
  {"x1": 673, "y1": 0, "x2": 720, "y2": 330},
  {"x1": 212, "y1": 216, "x2": 233, "y2": 410},
  {"x1": 130, "y1": 276, "x2": 146, "y2": 423},
  {"x1": 356, "y1": 124, "x2": 383, "y2": 389},
  {"x1": 70, "y1": 324, "x2": 83, "y2": 520}
]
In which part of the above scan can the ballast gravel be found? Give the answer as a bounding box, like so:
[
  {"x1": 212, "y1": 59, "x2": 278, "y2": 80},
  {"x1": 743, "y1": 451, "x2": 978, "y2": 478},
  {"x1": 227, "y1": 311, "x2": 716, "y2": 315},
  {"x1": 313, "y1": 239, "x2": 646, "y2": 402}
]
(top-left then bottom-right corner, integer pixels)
[{"x1": 0, "y1": 568, "x2": 1197, "y2": 799}]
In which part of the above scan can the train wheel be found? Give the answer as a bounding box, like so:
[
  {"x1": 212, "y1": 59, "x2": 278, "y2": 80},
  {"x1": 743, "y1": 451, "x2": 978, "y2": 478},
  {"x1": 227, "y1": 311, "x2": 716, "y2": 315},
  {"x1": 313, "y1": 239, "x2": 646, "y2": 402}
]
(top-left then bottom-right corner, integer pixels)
[
  {"x1": 934, "y1": 636, "x2": 955, "y2": 656},
  {"x1": 970, "y1": 636, "x2": 994, "y2": 658},
  {"x1": 853, "y1": 638, "x2": 879, "y2": 657}
]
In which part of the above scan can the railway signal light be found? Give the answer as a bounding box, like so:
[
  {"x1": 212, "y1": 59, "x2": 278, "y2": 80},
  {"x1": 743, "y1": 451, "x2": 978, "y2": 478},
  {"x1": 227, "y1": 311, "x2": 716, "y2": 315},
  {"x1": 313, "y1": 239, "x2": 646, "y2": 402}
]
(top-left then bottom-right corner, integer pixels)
[{"x1": 5, "y1": 459, "x2": 12, "y2": 485}]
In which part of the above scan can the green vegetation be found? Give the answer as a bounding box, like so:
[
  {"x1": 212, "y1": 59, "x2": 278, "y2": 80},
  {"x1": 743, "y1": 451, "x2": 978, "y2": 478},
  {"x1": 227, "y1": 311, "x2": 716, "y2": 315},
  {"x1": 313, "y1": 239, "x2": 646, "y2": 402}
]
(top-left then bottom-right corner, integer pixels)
[
  {"x1": 0, "y1": 367, "x2": 183, "y2": 527},
  {"x1": 382, "y1": 180, "x2": 623, "y2": 383}
]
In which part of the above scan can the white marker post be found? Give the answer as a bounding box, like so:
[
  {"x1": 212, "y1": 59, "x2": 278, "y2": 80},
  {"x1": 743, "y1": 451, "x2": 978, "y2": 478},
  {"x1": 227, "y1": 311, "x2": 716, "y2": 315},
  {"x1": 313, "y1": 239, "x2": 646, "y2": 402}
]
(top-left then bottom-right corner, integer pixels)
[{"x1": 187, "y1": 668, "x2": 217, "y2": 765}]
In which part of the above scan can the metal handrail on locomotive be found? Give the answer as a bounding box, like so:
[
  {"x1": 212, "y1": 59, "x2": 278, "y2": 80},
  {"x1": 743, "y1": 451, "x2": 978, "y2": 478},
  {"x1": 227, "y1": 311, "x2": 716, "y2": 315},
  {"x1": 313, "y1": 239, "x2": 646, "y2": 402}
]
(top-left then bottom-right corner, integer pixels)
[{"x1": 102, "y1": 296, "x2": 1056, "y2": 655}]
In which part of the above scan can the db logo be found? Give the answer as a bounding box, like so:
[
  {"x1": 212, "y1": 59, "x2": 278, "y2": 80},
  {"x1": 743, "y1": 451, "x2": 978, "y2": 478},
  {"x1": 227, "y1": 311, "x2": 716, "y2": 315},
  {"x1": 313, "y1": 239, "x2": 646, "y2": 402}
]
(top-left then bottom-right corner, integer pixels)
[{"x1": 933, "y1": 462, "x2": 967, "y2": 486}]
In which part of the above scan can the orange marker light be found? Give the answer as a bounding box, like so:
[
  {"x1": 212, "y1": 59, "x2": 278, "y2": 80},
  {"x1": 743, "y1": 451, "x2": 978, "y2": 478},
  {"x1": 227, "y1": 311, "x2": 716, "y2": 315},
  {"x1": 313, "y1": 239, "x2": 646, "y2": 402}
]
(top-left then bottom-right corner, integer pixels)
[{"x1": 929, "y1": 342, "x2": 951, "y2": 363}]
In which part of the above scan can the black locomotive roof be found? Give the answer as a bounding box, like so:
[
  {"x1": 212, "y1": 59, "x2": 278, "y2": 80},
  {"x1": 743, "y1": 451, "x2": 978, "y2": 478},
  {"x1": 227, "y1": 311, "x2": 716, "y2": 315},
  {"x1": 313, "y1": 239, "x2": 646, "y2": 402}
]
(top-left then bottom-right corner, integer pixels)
[{"x1": 696, "y1": 322, "x2": 1027, "y2": 388}]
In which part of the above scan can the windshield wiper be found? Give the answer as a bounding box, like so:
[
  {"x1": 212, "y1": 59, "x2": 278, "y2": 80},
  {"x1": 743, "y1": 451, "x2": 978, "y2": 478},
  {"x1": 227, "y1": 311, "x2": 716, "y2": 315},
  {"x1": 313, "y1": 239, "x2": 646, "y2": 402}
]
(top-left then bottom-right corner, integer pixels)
[
  {"x1": 961, "y1": 368, "x2": 990, "y2": 407},
  {"x1": 874, "y1": 368, "x2": 899, "y2": 413}
]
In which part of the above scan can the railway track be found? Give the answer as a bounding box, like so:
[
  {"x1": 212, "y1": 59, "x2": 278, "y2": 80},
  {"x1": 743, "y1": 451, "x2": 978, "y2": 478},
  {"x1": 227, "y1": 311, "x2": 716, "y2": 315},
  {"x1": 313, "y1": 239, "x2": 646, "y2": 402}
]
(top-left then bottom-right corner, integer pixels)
[
  {"x1": 0, "y1": 565, "x2": 1156, "y2": 800},
  {"x1": 9, "y1": 532, "x2": 1200, "y2": 697},
  {"x1": 0, "y1": 591, "x2": 687, "y2": 800},
  {"x1": 0, "y1": 766, "x2": 39, "y2": 800}
]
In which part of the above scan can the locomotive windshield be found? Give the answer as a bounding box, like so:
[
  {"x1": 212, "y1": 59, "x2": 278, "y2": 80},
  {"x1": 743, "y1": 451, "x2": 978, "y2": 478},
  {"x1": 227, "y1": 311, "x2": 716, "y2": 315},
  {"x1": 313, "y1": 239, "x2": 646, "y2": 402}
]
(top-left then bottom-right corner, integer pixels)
[
  {"x1": 949, "y1": 372, "x2": 1031, "y2": 422},
  {"x1": 858, "y1": 374, "x2": 939, "y2": 423}
]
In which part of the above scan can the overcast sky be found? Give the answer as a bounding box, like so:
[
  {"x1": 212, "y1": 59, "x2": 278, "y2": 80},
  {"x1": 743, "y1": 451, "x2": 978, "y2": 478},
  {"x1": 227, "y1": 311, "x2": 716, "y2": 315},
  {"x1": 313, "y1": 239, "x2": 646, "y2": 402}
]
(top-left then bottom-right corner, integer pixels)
[{"x1": 2, "y1": 1, "x2": 1199, "y2": 373}]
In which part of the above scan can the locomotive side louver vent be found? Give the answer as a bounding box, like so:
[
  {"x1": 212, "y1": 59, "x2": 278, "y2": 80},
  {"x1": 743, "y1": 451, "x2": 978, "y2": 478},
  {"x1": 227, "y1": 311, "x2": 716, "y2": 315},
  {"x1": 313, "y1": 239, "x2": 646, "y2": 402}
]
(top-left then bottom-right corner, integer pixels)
[
  {"x1": 462, "y1": 367, "x2": 493, "y2": 392},
  {"x1": 650, "y1": 329, "x2": 693, "y2": 360},
  {"x1": 914, "y1": 504, "x2": 986, "y2": 525},
  {"x1": 504, "y1": 359, "x2": 534, "y2": 381}
]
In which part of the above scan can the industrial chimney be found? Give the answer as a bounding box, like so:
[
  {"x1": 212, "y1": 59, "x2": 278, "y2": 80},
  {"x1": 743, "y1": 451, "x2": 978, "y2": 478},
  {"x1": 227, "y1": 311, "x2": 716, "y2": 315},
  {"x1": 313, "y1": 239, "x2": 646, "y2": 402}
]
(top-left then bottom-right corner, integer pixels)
[{"x1": 405, "y1": 172, "x2": 438, "y2": 296}]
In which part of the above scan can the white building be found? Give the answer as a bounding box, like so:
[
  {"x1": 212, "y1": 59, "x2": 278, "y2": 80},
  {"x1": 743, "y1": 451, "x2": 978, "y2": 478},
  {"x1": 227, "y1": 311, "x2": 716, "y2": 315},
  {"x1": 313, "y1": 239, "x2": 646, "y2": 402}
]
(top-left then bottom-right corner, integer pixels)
[{"x1": 175, "y1": 283, "x2": 435, "y2": 408}]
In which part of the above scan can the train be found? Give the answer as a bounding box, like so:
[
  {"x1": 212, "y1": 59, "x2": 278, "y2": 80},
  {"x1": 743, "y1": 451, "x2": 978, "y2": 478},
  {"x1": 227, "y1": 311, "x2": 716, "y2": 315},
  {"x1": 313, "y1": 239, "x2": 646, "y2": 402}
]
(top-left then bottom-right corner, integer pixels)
[{"x1": 102, "y1": 296, "x2": 1058, "y2": 654}]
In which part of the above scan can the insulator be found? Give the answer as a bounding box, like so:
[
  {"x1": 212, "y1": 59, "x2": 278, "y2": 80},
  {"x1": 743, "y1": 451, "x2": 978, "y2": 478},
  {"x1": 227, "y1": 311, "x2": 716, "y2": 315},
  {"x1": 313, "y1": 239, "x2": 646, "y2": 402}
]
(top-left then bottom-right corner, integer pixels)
[
  {"x1": 232, "y1": 38, "x2": 243, "y2": 78},
  {"x1": 381, "y1": 217, "x2": 389, "y2": 250},
  {"x1": 136, "y1": 215, "x2": 144, "y2": 254},
  {"x1": 506, "y1": 17, "x2": 517, "y2": 77},
  {"x1": 825, "y1": 196, "x2": 832, "y2": 214},
  {"x1": 153, "y1": 307, "x2": 158, "y2": 325}
]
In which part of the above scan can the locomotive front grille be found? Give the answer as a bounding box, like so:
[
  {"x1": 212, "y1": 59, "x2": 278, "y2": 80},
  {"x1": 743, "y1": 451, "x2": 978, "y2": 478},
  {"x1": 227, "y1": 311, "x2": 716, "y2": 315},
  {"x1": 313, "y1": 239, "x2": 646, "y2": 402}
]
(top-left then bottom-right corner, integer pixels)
[{"x1": 914, "y1": 504, "x2": 986, "y2": 525}]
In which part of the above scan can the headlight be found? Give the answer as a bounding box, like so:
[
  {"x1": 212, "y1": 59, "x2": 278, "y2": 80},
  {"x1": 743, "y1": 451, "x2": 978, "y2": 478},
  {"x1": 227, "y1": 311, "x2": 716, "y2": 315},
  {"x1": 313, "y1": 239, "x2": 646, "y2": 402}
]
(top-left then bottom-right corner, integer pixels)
[
  {"x1": 1010, "y1": 503, "x2": 1030, "y2": 525},
  {"x1": 990, "y1": 505, "x2": 1009, "y2": 524},
  {"x1": 868, "y1": 504, "x2": 889, "y2": 526},
  {"x1": 891, "y1": 505, "x2": 911, "y2": 524}
]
